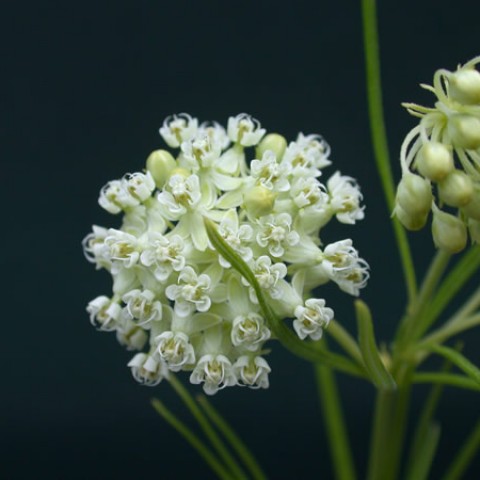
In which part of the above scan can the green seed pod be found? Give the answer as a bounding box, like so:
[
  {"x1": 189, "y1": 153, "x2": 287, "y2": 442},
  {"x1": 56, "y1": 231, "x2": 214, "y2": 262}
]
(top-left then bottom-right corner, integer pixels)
[
  {"x1": 256, "y1": 133, "x2": 287, "y2": 160},
  {"x1": 449, "y1": 68, "x2": 480, "y2": 105},
  {"x1": 438, "y1": 169, "x2": 474, "y2": 207},
  {"x1": 432, "y1": 207, "x2": 467, "y2": 253},
  {"x1": 146, "y1": 149, "x2": 177, "y2": 188},
  {"x1": 415, "y1": 142, "x2": 454, "y2": 182},
  {"x1": 447, "y1": 114, "x2": 480, "y2": 150},
  {"x1": 243, "y1": 185, "x2": 276, "y2": 218},
  {"x1": 394, "y1": 204, "x2": 429, "y2": 231},
  {"x1": 462, "y1": 184, "x2": 480, "y2": 220},
  {"x1": 396, "y1": 172, "x2": 433, "y2": 216}
]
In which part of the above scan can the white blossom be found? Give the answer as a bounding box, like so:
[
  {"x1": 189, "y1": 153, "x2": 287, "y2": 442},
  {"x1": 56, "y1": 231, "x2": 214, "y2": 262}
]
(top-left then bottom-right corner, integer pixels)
[
  {"x1": 231, "y1": 313, "x2": 270, "y2": 351},
  {"x1": 293, "y1": 298, "x2": 334, "y2": 340},
  {"x1": 155, "y1": 331, "x2": 196, "y2": 371},
  {"x1": 159, "y1": 113, "x2": 198, "y2": 148},
  {"x1": 190, "y1": 354, "x2": 237, "y2": 395},
  {"x1": 86, "y1": 295, "x2": 121, "y2": 331},
  {"x1": 122, "y1": 289, "x2": 163, "y2": 327},
  {"x1": 250, "y1": 150, "x2": 290, "y2": 192},
  {"x1": 256, "y1": 212, "x2": 300, "y2": 257},
  {"x1": 283, "y1": 133, "x2": 331, "y2": 176},
  {"x1": 227, "y1": 113, "x2": 265, "y2": 147},
  {"x1": 233, "y1": 355, "x2": 271, "y2": 389},
  {"x1": 128, "y1": 352, "x2": 168, "y2": 386},
  {"x1": 327, "y1": 172, "x2": 365, "y2": 224}
]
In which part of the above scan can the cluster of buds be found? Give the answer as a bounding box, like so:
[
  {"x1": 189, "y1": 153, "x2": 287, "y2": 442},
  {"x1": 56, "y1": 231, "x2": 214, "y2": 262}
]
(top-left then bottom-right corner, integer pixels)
[
  {"x1": 395, "y1": 57, "x2": 480, "y2": 253},
  {"x1": 83, "y1": 113, "x2": 368, "y2": 394}
]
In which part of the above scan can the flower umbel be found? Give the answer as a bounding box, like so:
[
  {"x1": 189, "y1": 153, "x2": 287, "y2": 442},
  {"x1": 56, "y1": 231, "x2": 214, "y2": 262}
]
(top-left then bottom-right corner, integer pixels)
[{"x1": 83, "y1": 113, "x2": 368, "y2": 394}]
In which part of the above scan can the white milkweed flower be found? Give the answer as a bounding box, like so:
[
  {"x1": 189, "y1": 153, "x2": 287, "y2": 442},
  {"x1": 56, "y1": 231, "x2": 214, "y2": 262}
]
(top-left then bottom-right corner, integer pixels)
[
  {"x1": 293, "y1": 298, "x2": 334, "y2": 340},
  {"x1": 87, "y1": 295, "x2": 121, "y2": 331},
  {"x1": 84, "y1": 112, "x2": 368, "y2": 393},
  {"x1": 321, "y1": 239, "x2": 370, "y2": 296},
  {"x1": 256, "y1": 212, "x2": 300, "y2": 258},
  {"x1": 165, "y1": 266, "x2": 213, "y2": 317},
  {"x1": 128, "y1": 351, "x2": 168, "y2": 386},
  {"x1": 227, "y1": 113, "x2": 266, "y2": 147},
  {"x1": 233, "y1": 355, "x2": 271, "y2": 389},
  {"x1": 190, "y1": 354, "x2": 237, "y2": 395},
  {"x1": 250, "y1": 150, "x2": 291, "y2": 192},
  {"x1": 140, "y1": 233, "x2": 186, "y2": 281},
  {"x1": 122, "y1": 289, "x2": 163, "y2": 327},
  {"x1": 155, "y1": 331, "x2": 196, "y2": 372},
  {"x1": 231, "y1": 313, "x2": 271, "y2": 351},
  {"x1": 327, "y1": 172, "x2": 365, "y2": 224},
  {"x1": 159, "y1": 113, "x2": 198, "y2": 148}
]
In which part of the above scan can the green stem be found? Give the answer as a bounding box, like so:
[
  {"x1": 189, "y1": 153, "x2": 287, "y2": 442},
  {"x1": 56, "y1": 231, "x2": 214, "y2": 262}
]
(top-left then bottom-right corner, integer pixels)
[
  {"x1": 196, "y1": 395, "x2": 268, "y2": 480},
  {"x1": 361, "y1": 0, "x2": 417, "y2": 303},
  {"x1": 315, "y1": 357, "x2": 357, "y2": 480},
  {"x1": 442, "y1": 419, "x2": 480, "y2": 480},
  {"x1": 327, "y1": 319, "x2": 365, "y2": 368},
  {"x1": 412, "y1": 373, "x2": 480, "y2": 391},
  {"x1": 168, "y1": 375, "x2": 248, "y2": 480},
  {"x1": 151, "y1": 398, "x2": 235, "y2": 480}
]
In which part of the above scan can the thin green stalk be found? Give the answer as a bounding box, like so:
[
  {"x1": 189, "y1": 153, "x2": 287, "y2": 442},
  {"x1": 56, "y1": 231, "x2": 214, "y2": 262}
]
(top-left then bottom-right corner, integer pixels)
[
  {"x1": 442, "y1": 419, "x2": 480, "y2": 480},
  {"x1": 395, "y1": 250, "x2": 451, "y2": 350},
  {"x1": 314, "y1": 339, "x2": 356, "y2": 480},
  {"x1": 412, "y1": 373, "x2": 480, "y2": 391},
  {"x1": 414, "y1": 245, "x2": 480, "y2": 340},
  {"x1": 197, "y1": 395, "x2": 268, "y2": 480},
  {"x1": 151, "y1": 398, "x2": 235, "y2": 480},
  {"x1": 168, "y1": 375, "x2": 248, "y2": 480},
  {"x1": 362, "y1": 0, "x2": 417, "y2": 302}
]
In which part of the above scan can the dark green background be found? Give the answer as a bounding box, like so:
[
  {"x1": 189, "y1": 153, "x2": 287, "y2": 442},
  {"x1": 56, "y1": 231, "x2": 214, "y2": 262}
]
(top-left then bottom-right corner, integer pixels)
[{"x1": 3, "y1": 1, "x2": 480, "y2": 478}]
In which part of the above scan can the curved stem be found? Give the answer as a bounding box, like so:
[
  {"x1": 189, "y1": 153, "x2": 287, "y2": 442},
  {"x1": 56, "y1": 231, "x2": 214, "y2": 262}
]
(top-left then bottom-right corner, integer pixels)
[{"x1": 362, "y1": 0, "x2": 417, "y2": 303}]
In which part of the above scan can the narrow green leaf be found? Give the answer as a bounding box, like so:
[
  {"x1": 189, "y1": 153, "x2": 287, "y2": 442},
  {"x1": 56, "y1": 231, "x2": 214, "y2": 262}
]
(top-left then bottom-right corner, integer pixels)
[
  {"x1": 413, "y1": 373, "x2": 480, "y2": 391},
  {"x1": 428, "y1": 344, "x2": 480, "y2": 385},
  {"x1": 355, "y1": 300, "x2": 396, "y2": 390}
]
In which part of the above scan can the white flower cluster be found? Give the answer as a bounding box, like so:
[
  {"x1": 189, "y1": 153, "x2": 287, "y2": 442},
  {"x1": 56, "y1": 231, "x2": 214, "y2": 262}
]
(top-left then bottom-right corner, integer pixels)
[
  {"x1": 83, "y1": 113, "x2": 368, "y2": 395},
  {"x1": 395, "y1": 57, "x2": 480, "y2": 253}
]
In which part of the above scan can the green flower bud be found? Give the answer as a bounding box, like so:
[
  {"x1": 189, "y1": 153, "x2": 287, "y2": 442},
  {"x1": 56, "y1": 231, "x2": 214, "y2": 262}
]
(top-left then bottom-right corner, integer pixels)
[
  {"x1": 146, "y1": 149, "x2": 177, "y2": 188},
  {"x1": 396, "y1": 172, "x2": 433, "y2": 216},
  {"x1": 438, "y1": 169, "x2": 474, "y2": 207},
  {"x1": 449, "y1": 68, "x2": 480, "y2": 105},
  {"x1": 447, "y1": 114, "x2": 480, "y2": 150},
  {"x1": 168, "y1": 167, "x2": 191, "y2": 179},
  {"x1": 415, "y1": 142, "x2": 454, "y2": 182},
  {"x1": 243, "y1": 185, "x2": 276, "y2": 218},
  {"x1": 255, "y1": 133, "x2": 287, "y2": 160},
  {"x1": 432, "y1": 206, "x2": 467, "y2": 253},
  {"x1": 462, "y1": 184, "x2": 480, "y2": 220},
  {"x1": 394, "y1": 204, "x2": 429, "y2": 231}
]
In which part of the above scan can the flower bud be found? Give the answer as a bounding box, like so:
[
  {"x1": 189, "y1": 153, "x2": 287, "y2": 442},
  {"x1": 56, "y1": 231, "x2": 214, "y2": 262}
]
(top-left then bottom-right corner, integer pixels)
[
  {"x1": 449, "y1": 68, "x2": 480, "y2": 105},
  {"x1": 447, "y1": 114, "x2": 480, "y2": 150},
  {"x1": 256, "y1": 133, "x2": 287, "y2": 160},
  {"x1": 396, "y1": 172, "x2": 432, "y2": 216},
  {"x1": 432, "y1": 207, "x2": 467, "y2": 253},
  {"x1": 394, "y1": 204, "x2": 429, "y2": 231},
  {"x1": 415, "y1": 142, "x2": 454, "y2": 181},
  {"x1": 168, "y1": 167, "x2": 191, "y2": 179},
  {"x1": 438, "y1": 169, "x2": 474, "y2": 207},
  {"x1": 462, "y1": 185, "x2": 480, "y2": 220},
  {"x1": 243, "y1": 185, "x2": 276, "y2": 218},
  {"x1": 146, "y1": 150, "x2": 177, "y2": 188}
]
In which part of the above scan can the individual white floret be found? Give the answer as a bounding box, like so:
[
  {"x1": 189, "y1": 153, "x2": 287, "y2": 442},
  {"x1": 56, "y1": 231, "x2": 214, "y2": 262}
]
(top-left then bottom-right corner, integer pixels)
[
  {"x1": 157, "y1": 174, "x2": 202, "y2": 220},
  {"x1": 198, "y1": 121, "x2": 230, "y2": 150},
  {"x1": 155, "y1": 331, "x2": 196, "y2": 372},
  {"x1": 165, "y1": 266, "x2": 213, "y2": 317},
  {"x1": 98, "y1": 180, "x2": 132, "y2": 214},
  {"x1": 233, "y1": 355, "x2": 271, "y2": 389},
  {"x1": 227, "y1": 113, "x2": 266, "y2": 147},
  {"x1": 256, "y1": 212, "x2": 300, "y2": 258},
  {"x1": 321, "y1": 239, "x2": 370, "y2": 296},
  {"x1": 116, "y1": 319, "x2": 149, "y2": 351},
  {"x1": 82, "y1": 225, "x2": 111, "y2": 270},
  {"x1": 250, "y1": 150, "x2": 291, "y2": 192},
  {"x1": 290, "y1": 177, "x2": 329, "y2": 209},
  {"x1": 121, "y1": 289, "x2": 163, "y2": 327},
  {"x1": 123, "y1": 171, "x2": 156, "y2": 202},
  {"x1": 86, "y1": 295, "x2": 121, "y2": 331},
  {"x1": 159, "y1": 113, "x2": 198, "y2": 148},
  {"x1": 293, "y1": 298, "x2": 334, "y2": 340},
  {"x1": 282, "y1": 133, "x2": 331, "y2": 177},
  {"x1": 327, "y1": 172, "x2": 365, "y2": 224},
  {"x1": 128, "y1": 351, "x2": 168, "y2": 386},
  {"x1": 104, "y1": 229, "x2": 141, "y2": 273},
  {"x1": 190, "y1": 354, "x2": 237, "y2": 395},
  {"x1": 231, "y1": 313, "x2": 271, "y2": 351},
  {"x1": 217, "y1": 210, "x2": 253, "y2": 267},
  {"x1": 180, "y1": 134, "x2": 223, "y2": 170},
  {"x1": 140, "y1": 233, "x2": 186, "y2": 281},
  {"x1": 244, "y1": 256, "x2": 288, "y2": 301}
]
